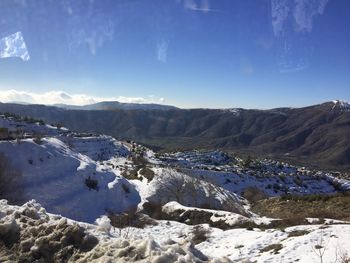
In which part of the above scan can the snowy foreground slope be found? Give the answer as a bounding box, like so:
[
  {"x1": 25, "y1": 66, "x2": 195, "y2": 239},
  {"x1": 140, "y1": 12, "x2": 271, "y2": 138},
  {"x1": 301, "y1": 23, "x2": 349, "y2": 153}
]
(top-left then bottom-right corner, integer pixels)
[
  {"x1": 0, "y1": 200, "x2": 230, "y2": 263},
  {"x1": 1, "y1": 200, "x2": 350, "y2": 263}
]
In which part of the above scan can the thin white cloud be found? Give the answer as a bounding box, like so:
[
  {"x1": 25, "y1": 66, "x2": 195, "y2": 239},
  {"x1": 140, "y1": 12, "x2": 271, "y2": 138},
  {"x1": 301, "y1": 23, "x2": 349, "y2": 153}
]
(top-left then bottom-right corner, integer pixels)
[
  {"x1": 271, "y1": 0, "x2": 330, "y2": 36},
  {"x1": 181, "y1": 0, "x2": 220, "y2": 13},
  {"x1": 271, "y1": 0, "x2": 330, "y2": 73},
  {"x1": 66, "y1": 2, "x2": 115, "y2": 56},
  {"x1": 293, "y1": 0, "x2": 329, "y2": 33},
  {"x1": 0, "y1": 32, "x2": 30, "y2": 61},
  {"x1": 271, "y1": 0, "x2": 290, "y2": 37},
  {"x1": 278, "y1": 59, "x2": 308, "y2": 73},
  {"x1": 0, "y1": 90, "x2": 167, "y2": 106},
  {"x1": 156, "y1": 41, "x2": 168, "y2": 63}
]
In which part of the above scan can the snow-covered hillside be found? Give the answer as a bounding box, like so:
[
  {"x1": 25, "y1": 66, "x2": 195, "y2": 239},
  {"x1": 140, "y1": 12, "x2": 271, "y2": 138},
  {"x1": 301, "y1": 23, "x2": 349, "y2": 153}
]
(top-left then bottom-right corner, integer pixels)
[
  {"x1": 184, "y1": 168, "x2": 338, "y2": 197},
  {"x1": 1, "y1": 114, "x2": 350, "y2": 262},
  {"x1": 62, "y1": 135, "x2": 129, "y2": 161},
  {"x1": 0, "y1": 114, "x2": 142, "y2": 222},
  {"x1": 0, "y1": 137, "x2": 140, "y2": 222},
  {"x1": 160, "y1": 150, "x2": 349, "y2": 197},
  {"x1": 143, "y1": 168, "x2": 249, "y2": 215},
  {"x1": 0, "y1": 114, "x2": 64, "y2": 136},
  {"x1": 161, "y1": 150, "x2": 232, "y2": 167}
]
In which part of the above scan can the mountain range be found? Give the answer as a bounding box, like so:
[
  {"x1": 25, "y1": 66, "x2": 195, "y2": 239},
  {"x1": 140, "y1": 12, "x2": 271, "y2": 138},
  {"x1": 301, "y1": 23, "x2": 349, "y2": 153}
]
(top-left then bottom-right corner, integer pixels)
[
  {"x1": 54, "y1": 101, "x2": 178, "y2": 111},
  {"x1": 0, "y1": 100, "x2": 349, "y2": 170}
]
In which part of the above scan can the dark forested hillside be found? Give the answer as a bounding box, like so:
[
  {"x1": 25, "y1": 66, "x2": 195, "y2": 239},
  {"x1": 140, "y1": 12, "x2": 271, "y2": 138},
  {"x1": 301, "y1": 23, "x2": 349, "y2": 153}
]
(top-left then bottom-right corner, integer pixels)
[{"x1": 0, "y1": 101, "x2": 349, "y2": 170}]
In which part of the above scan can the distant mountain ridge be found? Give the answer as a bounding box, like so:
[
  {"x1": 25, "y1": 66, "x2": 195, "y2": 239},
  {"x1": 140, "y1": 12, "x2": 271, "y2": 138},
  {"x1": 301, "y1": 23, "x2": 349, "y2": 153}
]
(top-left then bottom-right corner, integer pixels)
[
  {"x1": 0, "y1": 100, "x2": 349, "y2": 170},
  {"x1": 54, "y1": 101, "x2": 178, "y2": 111}
]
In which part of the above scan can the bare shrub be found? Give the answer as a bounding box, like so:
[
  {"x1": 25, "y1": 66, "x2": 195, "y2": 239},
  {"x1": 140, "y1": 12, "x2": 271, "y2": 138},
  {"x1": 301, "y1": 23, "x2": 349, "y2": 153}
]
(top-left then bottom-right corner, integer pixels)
[
  {"x1": 293, "y1": 176, "x2": 303, "y2": 187},
  {"x1": 190, "y1": 226, "x2": 211, "y2": 244},
  {"x1": 312, "y1": 230, "x2": 330, "y2": 263},
  {"x1": 107, "y1": 210, "x2": 157, "y2": 237},
  {"x1": 242, "y1": 156, "x2": 253, "y2": 168},
  {"x1": 142, "y1": 201, "x2": 164, "y2": 219},
  {"x1": 121, "y1": 183, "x2": 130, "y2": 194},
  {"x1": 330, "y1": 180, "x2": 344, "y2": 192},
  {"x1": 131, "y1": 155, "x2": 147, "y2": 167},
  {"x1": 85, "y1": 176, "x2": 99, "y2": 191},
  {"x1": 242, "y1": 187, "x2": 268, "y2": 203},
  {"x1": 33, "y1": 133, "x2": 43, "y2": 144},
  {"x1": 338, "y1": 251, "x2": 350, "y2": 263},
  {"x1": 260, "y1": 243, "x2": 283, "y2": 254},
  {"x1": 154, "y1": 169, "x2": 187, "y2": 204},
  {"x1": 121, "y1": 167, "x2": 139, "y2": 181},
  {"x1": 139, "y1": 167, "x2": 155, "y2": 182},
  {"x1": 287, "y1": 229, "x2": 310, "y2": 238}
]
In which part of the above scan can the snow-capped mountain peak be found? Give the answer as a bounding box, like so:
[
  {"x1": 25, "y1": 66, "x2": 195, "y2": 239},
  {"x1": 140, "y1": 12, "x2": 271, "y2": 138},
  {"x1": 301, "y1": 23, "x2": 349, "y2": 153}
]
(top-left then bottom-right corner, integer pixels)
[{"x1": 331, "y1": 100, "x2": 350, "y2": 111}]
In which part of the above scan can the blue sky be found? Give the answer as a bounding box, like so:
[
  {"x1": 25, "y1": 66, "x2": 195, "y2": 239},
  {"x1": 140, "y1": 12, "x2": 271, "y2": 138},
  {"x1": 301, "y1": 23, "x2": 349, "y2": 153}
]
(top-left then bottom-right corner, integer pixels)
[{"x1": 0, "y1": 0, "x2": 349, "y2": 108}]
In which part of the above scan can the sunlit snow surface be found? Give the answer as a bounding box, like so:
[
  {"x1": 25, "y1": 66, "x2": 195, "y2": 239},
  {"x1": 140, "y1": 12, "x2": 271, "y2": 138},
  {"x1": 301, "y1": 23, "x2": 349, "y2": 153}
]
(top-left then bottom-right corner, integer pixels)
[{"x1": 0, "y1": 32, "x2": 30, "y2": 61}]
